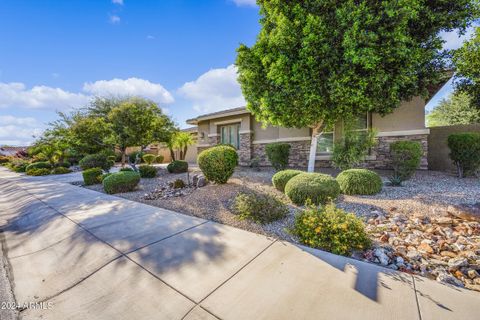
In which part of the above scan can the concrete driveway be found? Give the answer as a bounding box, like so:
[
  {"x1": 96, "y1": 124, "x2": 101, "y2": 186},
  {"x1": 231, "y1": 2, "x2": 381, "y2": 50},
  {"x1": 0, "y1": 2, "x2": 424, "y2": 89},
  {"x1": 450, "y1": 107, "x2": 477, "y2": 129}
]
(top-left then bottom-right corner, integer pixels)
[{"x1": 0, "y1": 168, "x2": 479, "y2": 320}]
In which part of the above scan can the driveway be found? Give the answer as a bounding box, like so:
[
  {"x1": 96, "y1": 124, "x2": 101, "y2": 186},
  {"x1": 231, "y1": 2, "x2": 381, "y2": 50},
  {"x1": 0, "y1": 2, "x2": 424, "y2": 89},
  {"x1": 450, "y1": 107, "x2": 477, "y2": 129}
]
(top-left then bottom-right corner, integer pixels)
[{"x1": 0, "y1": 167, "x2": 479, "y2": 319}]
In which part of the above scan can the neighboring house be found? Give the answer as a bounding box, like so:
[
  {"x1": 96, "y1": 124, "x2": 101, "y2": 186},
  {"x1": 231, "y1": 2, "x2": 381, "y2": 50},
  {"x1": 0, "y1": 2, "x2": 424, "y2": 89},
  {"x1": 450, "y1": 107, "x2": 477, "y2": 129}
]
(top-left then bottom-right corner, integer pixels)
[
  {"x1": 0, "y1": 146, "x2": 27, "y2": 157},
  {"x1": 186, "y1": 97, "x2": 432, "y2": 169}
]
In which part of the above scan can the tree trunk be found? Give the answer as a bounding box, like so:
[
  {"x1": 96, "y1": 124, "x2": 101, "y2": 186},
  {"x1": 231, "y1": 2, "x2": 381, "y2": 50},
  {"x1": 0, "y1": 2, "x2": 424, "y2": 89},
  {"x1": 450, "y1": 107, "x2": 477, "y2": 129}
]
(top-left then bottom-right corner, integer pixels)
[
  {"x1": 169, "y1": 148, "x2": 175, "y2": 161},
  {"x1": 182, "y1": 146, "x2": 188, "y2": 160},
  {"x1": 307, "y1": 121, "x2": 324, "y2": 172},
  {"x1": 121, "y1": 148, "x2": 127, "y2": 167}
]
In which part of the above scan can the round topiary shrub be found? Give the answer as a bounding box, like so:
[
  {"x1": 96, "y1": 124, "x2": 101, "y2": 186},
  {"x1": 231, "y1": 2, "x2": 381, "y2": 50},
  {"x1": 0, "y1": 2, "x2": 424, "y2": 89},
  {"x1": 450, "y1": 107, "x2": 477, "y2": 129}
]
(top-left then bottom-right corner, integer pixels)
[
  {"x1": 52, "y1": 167, "x2": 72, "y2": 175},
  {"x1": 142, "y1": 154, "x2": 156, "y2": 165},
  {"x1": 26, "y1": 168, "x2": 51, "y2": 176},
  {"x1": 233, "y1": 191, "x2": 288, "y2": 224},
  {"x1": 197, "y1": 145, "x2": 238, "y2": 184},
  {"x1": 167, "y1": 160, "x2": 188, "y2": 173},
  {"x1": 103, "y1": 171, "x2": 141, "y2": 194},
  {"x1": 336, "y1": 169, "x2": 382, "y2": 195},
  {"x1": 291, "y1": 203, "x2": 371, "y2": 255},
  {"x1": 26, "y1": 161, "x2": 52, "y2": 171},
  {"x1": 82, "y1": 167, "x2": 103, "y2": 185},
  {"x1": 156, "y1": 155, "x2": 164, "y2": 164},
  {"x1": 272, "y1": 169, "x2": 303, "y2": 192},
  {"x1": 139, "y1": 165, "x2": 157, "y2": 178},
  {"x1": 79, "y1": 153, "x2": 112, "y2": 171},
  {"x1": 284, "y1": 173, "x2": 340, "y2": 205},
  {"x1": 447, "y1": 132, "x2": 480, "y2": 178}
]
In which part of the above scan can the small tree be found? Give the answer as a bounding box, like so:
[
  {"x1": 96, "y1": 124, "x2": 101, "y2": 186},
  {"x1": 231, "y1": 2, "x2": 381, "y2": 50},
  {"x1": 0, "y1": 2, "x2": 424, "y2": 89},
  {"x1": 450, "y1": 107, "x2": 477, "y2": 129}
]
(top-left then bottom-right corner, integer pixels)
[
  {"x1": 168, "y1": 131, "x2": 195, "y2": 161},
  {"x1": 332, "y1": 127, "x2": 377, "y2": 170}
]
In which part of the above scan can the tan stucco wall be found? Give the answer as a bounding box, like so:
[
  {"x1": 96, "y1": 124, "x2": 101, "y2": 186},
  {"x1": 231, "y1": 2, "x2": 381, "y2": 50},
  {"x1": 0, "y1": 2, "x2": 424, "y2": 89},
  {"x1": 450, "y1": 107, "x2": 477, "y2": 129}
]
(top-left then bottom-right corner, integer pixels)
[
  {"x1": 278, "y1": 127, "x2": 310, "y2": 139},
  {"x1": 372, "y1": 96, "x2": 426, "y2": 132},
  {"x1": 197, "y1": 122, "x2": 209, "y2": 145},
  {"x1": 253, "y1": 120, "x2": 279, "y2": 140}
]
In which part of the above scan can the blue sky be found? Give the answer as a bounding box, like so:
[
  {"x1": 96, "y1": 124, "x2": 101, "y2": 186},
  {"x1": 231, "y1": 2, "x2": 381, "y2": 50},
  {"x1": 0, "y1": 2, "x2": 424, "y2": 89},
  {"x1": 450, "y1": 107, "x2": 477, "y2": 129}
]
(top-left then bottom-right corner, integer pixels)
[{"x1": 0, "y1": 0, "x2": 475, "y2": 146}]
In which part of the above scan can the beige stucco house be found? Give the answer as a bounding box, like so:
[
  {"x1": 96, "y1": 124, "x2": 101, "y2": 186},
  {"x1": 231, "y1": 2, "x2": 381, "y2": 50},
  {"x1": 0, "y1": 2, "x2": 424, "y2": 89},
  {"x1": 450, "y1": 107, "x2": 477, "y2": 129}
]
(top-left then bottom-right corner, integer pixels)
[{"x1": 186, "y1": 96, "x2": 431, "y2": 169}]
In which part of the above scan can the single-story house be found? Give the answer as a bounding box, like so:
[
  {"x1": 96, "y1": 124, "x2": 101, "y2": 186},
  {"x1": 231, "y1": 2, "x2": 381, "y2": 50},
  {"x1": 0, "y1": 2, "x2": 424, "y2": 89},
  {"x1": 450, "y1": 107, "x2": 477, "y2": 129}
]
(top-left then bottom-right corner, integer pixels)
[{"x1": 186, "y1": 96, "x2": 432, "y2": 169}]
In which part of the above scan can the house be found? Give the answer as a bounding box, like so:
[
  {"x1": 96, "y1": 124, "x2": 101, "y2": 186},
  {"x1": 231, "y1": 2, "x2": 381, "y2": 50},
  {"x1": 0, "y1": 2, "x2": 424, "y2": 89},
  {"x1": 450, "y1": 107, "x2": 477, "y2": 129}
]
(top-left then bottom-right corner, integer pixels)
[
  {"x1": 186, "y1": 97, "x2": 431, "y2": 169},
  {"x1": 0, "y1": 146, "x2": 28, "y2": 157}
]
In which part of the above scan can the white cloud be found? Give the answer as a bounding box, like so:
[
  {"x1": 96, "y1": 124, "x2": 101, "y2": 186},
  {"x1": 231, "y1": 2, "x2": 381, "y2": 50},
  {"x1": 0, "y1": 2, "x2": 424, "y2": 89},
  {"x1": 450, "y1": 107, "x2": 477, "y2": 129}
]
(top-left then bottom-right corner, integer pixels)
[
  {"x1": 0, "y1": 82, "x2": 90, "y2": 110},
  {"x1": 231, "y1": 0, "x2": 257, "y2": 7},
  {"x1": 112, "y1": 0, "x2": 123, "y2": 5},
  {"x1": 178, "y1": 65, "x2": 245, "y2": 113},
  {"x1": 83, "y1": 78, "x2": 174, "y2": 104},
  {"x1": 146, "y1": 35, "x2": 155, "y2": 40},
  {"x1": 109, "y1": 15, "x2": 121, "y2": 24},
  {"x1": 440, "y1": 26, "x2": 475, "y2": 50},
  {"x1": 0, "y1": 115, "x2": 44, "y2": 146}
]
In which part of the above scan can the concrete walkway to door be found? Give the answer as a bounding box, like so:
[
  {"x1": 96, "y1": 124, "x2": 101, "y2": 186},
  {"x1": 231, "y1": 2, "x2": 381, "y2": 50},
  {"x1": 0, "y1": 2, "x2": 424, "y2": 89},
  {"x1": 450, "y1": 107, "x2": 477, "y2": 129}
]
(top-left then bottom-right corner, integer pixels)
[{"x1": 0, "y1": 167, "x2": 478, "y2": 320}]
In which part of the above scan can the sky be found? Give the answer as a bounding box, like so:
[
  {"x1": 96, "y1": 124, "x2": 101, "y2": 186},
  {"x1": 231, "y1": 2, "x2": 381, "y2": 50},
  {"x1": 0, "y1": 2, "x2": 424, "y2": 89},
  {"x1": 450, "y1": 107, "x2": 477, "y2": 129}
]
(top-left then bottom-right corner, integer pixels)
[{"x1": 0, "y1": 0, "x2": 475, "y2": 146}]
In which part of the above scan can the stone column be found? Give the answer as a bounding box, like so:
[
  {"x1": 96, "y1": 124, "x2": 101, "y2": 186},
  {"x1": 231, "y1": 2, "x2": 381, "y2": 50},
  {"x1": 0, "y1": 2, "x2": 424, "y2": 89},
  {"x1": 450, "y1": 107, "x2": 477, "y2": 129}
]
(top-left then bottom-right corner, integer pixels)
[{"x1": 238, "y1": 132, "x2": 253, "y2": 166}]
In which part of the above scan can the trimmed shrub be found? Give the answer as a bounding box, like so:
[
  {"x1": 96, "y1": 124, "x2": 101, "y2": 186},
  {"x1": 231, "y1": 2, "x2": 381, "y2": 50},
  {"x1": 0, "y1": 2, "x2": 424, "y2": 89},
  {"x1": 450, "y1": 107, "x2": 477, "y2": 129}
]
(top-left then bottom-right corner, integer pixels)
[
  {"x1": 26, "y1": 168, "x2": 51, "y2": 176},
  {"x1": 233, "y1": 191, "x2": 288, "y2": 224},
  {"x1": 120, "y1": 167, "x2": 134, "y2": 172},
  {"x1": 100, "y1": 173, "x2": 113, "y2": 182},
  {"x1": 197, "y1": 145, "x2": 238, "y2": 183},
  {"x1": 336, "y1": 169, "x2": 382, "y2": 195},
  {"x1": 172, "y1": 179, "x2": 185, "y2": 189},
  {"x1": 52, "y1": 167, "x2": 72, "y2": 175},
  {"x1": 26, "y1": 161, "x2": 52, "y2": 171},
  {"x1": 79, "y1": 153, "x2": 112, "y2": 171},
  {"x1": 142, "y1": 154, "x2": 156, "y2": 165},
  {"x1": 139, "y1": 165, "x2": 157, "y2": 178},
  {"x1": 291, "y1": 203, "x2": 371, "y2": 255},
  {"x1": 265, "y1": 143, "x2": 291, "y2": 171},
  {"x1": 156, "y1": 155, "x2": 164, "y2": 164},
  {"x1": 167, "y1": 160, "x2": 189, "y2": 174},
  {"x1": 272, "y1": 169, "x2": 303, "y2": 192},
  {"x1": 82, "y1": 167, "x2": 103, "y2": 185},
  {"x1": 0, "y1": 156, "x2": 10, "y2": 164},
  {"x1": 390, "y1": 141, "x2": 422, "y2": 181},
  {"x1": 103, "y1": 171, "x2": 141, "y2": 194},
  {"x1": 448, "y1": 132, "x2": 480, "y2": 178},
  {"x1": 128, "y1": 151, "x2": 144, "y2": 163},
  {"x1": 284, "y1": 173, "x2": 340, "y2": 206}
]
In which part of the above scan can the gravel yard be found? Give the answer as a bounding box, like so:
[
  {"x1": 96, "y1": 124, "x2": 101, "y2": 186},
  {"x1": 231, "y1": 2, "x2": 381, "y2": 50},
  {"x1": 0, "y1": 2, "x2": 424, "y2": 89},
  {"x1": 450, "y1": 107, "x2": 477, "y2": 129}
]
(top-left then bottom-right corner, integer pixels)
[{"x1": 81, "y1": 166, "x2": 480, "y2": 291}]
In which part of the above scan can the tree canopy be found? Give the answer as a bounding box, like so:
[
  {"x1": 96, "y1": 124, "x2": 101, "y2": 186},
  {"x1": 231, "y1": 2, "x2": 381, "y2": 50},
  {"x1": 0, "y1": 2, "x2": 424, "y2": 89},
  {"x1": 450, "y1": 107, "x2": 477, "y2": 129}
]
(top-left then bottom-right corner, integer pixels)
[{"x1": 427, "y1": 91, "x2": 480, "y2": 127}]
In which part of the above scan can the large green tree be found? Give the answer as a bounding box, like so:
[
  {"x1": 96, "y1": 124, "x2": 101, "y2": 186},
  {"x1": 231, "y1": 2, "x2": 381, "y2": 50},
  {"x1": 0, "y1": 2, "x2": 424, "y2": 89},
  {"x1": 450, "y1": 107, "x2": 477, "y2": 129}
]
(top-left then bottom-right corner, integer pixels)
[
  {"x1": 427, "y1": 91, "x2": 480, "y2": 127},
  {"x1": 453, "y1": 26, "x2": 480, "y2": 108},
  {"x1": 236, "y1": 0, "x2": 478, "y2": 171}
]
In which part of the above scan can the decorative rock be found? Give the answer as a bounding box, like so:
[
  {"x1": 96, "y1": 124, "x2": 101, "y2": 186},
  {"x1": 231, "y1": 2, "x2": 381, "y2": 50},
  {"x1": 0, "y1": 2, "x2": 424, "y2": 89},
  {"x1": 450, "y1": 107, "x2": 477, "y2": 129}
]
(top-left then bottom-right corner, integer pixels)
[
  {"x1": 440, "y1": 251, "x2": 457, "y2": 258},
  {"x1": 196, "y1": 176, "x2": 207, "y2": 187},
  {"x1": 437, "y1": 272, "x2": 464, "y2": 287},
  {"x1": 467, "y1": 269, "x2": 479, "y2": 279},
  {"x1": 374, "y1": 248, "x2": 390, "y2": 266},
  {"x1": 448, "y1": 257, "x2": 468, "y2": 269},
  {"x1": 407, "y1": 251, "x2": 422, "y2": 261},
  {"x1": 418, "y1": 243, "x2": 434, "y2": 254}
]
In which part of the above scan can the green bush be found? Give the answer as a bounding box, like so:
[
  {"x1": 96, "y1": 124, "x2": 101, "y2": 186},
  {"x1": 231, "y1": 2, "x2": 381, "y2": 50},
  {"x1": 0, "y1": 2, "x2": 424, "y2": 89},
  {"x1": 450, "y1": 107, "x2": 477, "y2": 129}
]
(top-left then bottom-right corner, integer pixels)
[
  {"x1": 26, "y1": 161, "x2": 52, "y2": 171},
  {"x1": 142, "y1": 154, "x2": 156, "y2": 165},
  {"x1": 128, "y1": 151, "x2": 144, "y2": 163},
  {"x1": 291, "y1": 203, "x2": 371, "y2": 255},
  {"x1": 100, "y1": 173, "x2": 113, "y2": 182},
  {"x1": 103, "y1": 171, "x2": 141, "y2": 194},
  {"x1": 265, "y1": 143, "x2": 291, "y2": 171},
  {"x1": 233, "y1": 191, "x2": 288, "y2": 224},
  {"x1": 8, "y1": 159, "x2": 28, "y2": 172},
  {"x1": 448, "y1": 132, "x2": 480, "y2": 178},
  {"x1": 197, "y1": 145, "x2": 238, "y2": 183},
  {"x1": 336, "y1": 169, "x2": 382, "y2": 195},
  {"x1": 167, "y1": 160, "x2": 189, "y2": 173},
  {"x1": 52, "y1": 167, "x2": 72, "y2": 175},
  {"x1": 120, "y1": 167, "x2": 134, "y2": 172},
  {"x1": 79, "y1": 153, "x2": 112, "y2": 171},
  {"x1": 272, "y1": 169, "x2": 303, "y2": 192},
  {"x1": 26, "y1": 168, "x2": 51, "y2": 176},
  {"x1": 332, "y1": 129, "x2": 377, "y2": 170},
  {"x1": 139, "y1": 165, "x2": 157, "y2": 178},
  {"x1": 156, "y1": 155, "x2": 164, "y2": 163},
  {"x1": 390, "y1": 141, "x2": 422, "y2": 181},
  {"x1": 284, "y1": 173, "x2": 340, "y2": 205},
  {"x1": 82, "y1": 167, "x2": 103, "y2": 185},
  {"x1": 172, "y1": 179, "x2": 185, "y2": 189},
  {"x1": 0, "y1": 156, "x2": 10, "y2": 164},
  {"x1": 55, "y1": 161, "x2": 71, "y2": 168}
]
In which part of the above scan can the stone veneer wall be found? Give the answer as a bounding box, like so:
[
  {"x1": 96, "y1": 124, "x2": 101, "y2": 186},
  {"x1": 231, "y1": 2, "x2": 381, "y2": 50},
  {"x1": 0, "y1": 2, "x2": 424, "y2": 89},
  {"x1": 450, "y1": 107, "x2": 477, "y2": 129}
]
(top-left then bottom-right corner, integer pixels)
[
  {"x1": 252, "y1": 140, "x2": 311, "y2": 168},
  {"x1": 238, "y1": 133, "x2": 253, "y2": 166}
]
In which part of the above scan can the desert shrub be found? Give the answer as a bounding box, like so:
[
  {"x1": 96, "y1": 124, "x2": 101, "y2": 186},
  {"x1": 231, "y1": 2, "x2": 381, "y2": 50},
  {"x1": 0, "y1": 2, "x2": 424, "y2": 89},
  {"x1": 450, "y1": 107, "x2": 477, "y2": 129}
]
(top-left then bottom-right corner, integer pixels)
[
  {"x1": 336, "y1": 169, "x2": 382, "y2": 195},
  {"x1": 79, "y1": 153, "x2": 112, "y2": 172},
  {"x1": 332, "y1": 129, "x2": 377, "y2": 170},
  {"x1": 139, "y1": 165, "x2": 157, "y2": 178},
  {"x1": 291, "y1": 203, "x2": 371, "y2": 255},
  {"x1": 82, "y1": 167, "x2": 103, "y2": 185},
  {"x1": 26, "y1": 168, "x2": 51, "y2": 176},
  {"x1": 128, "y1": 151, "x2": 144, "y2": 163},
  {"x1": 52, "y1": 167, "x2": 72, "y2": 175},
  {"x1": 167, "y1": 160, "x2": 189, "y2": 173},
  {"x1": 390, "y1": 141, "x2": 422, "y2": 181},
  {"x1": 0, "y1": 156, "x2": 10, "y2": 164},
  {"x1": 142, "y1": 154, "x2": 156, "y2": 165},
  {"x1": 100, "y1": 173, "x2": 113, "y2": 182},
  {"x1": 156, "y1": 155, "x2": 164, "y2": 163},
  {"x1": 55, "y1": 161, "x2": 71, "y2": 168},
  {"x1": 265, "y1": 143, "x2": 291, "y2": 171},
  {"x1": 172, "y1": 179, "x2": 185, "y2": 189},
  {"x1": 120, "y1": 167, "x2": 134, "y2": 172},
  {"x1": 448, "y1": 132, "x2": 480, "y2": 178},
  {"x1": 272, "y1": 170, "x2": 303, "y2": 192},
  {"x1": 26, "y1": 161, "x2": 52, "y2": 171},
  {"x1": 197, "y1": 145, "x2": 238, "y2": 183},
  {"x1": 284, "y1": 173, "x2": 340, "y2": 206},
  {"x1": 8, "y1": 159, "x2": 28, "y2": 172},
  {"x1": 103, "y1": 171, "x2": 141, "y2": 194},
  {"x1": 233, "y1": 191, "x2": 288, "y2": 224}
]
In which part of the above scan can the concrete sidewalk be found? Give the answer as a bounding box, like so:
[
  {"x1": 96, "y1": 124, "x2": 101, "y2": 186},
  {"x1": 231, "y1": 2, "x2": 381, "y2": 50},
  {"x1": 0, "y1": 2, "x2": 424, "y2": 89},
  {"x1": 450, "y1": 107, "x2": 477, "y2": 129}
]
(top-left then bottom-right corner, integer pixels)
[{"x1": 0, "y1": 168, "x2": 478, "y2": 319}]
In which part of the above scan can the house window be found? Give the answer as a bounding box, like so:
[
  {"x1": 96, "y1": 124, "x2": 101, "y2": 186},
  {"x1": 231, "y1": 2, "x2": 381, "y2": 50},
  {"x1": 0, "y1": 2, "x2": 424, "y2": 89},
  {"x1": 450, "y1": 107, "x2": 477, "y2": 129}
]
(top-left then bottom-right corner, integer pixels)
[
  {"x1": 349, "y1": 113, "x2": 369, "y2": 132},
  {"x1": 220, "y1": 124, "x2": 240, "y2": 149},
  {"x1": 316, "y1": 124, "x2": 334, "y2": 154}
]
